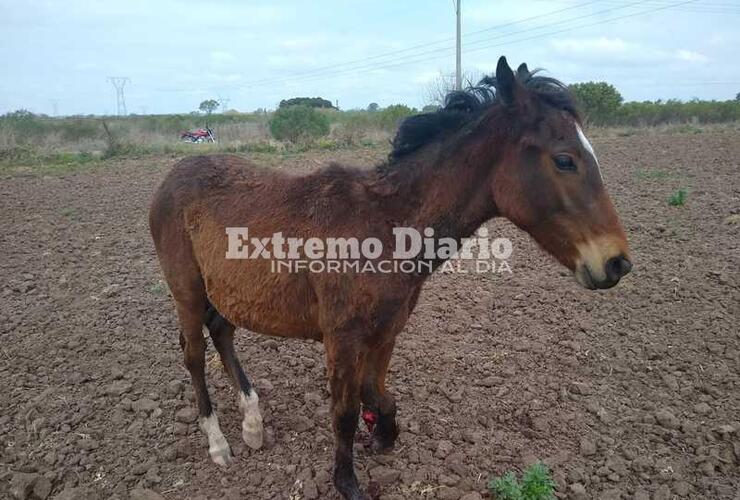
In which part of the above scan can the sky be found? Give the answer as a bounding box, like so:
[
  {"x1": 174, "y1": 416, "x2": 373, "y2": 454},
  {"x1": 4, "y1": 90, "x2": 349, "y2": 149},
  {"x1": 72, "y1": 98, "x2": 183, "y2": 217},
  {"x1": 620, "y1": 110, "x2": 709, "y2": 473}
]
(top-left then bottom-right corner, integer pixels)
[{"x1": 1, "y1": 0, "x2": 739, "y2": 116}]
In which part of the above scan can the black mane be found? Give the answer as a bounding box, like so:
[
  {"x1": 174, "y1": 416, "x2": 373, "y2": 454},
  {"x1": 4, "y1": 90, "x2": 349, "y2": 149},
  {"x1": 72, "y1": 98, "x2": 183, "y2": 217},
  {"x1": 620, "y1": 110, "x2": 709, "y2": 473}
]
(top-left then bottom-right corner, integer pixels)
[{"x1": 390, "y1": 68, "x2": 577, "y2": 159}]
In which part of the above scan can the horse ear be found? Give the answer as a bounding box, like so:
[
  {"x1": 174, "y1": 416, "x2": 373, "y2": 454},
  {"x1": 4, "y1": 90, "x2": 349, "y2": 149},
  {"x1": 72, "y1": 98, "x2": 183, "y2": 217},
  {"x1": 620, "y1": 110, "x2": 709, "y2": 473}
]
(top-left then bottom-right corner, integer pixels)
[
  {"x1": 517, "y1": 63, "x2": 529, "y2": 79},
  {"x1": 496, "y1": 56, "x2": 516, "y2": 105}
]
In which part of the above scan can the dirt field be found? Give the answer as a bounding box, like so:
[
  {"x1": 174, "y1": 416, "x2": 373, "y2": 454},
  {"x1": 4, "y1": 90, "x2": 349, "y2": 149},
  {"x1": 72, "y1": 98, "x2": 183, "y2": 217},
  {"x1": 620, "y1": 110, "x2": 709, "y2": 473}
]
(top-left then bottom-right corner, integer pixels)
[{"x1": 1, "y1": 128, "x2": 739, "y2": 500}]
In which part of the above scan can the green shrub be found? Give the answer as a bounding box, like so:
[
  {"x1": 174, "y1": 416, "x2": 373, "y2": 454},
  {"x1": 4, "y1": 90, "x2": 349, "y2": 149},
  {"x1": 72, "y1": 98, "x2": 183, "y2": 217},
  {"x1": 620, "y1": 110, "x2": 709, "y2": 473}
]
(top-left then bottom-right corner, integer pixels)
[
  {"x1": 488, "y1": 463, "x2": 555, "y2": 500},
  {"x1": 0, "y1": 110, "x2": 50, "y2": 143},
  {"x1": 0, "y1": 146, "x2": 38, "y2": 164},
  {"x1": 668, "y1": 188, "x2": 687, "y2": 206},
  {"x1": 376, "y1": 104, "x2": 416, "y2": 130},
  {"x1": 279, "y1": 97, "x2": 335, "y2": 109},
  {"x1": 60, "y1": 120, "x2": 100, "y2": 142},
  {"x1": 569, "y1": 82, "x2": 623, "y2": 125},
  {"x1": 269, "y1": 105, "x2": 330, "y2": 143},
  {"x1": 315, "y1": 137, "x2": 339, "y2": 150},
  {"x1": 331, "y1": 111, "x2": 374, "y2": 145},
  {"x1": 236, "y1": 142, "x2": 280, "y2": 154},
  {"x1": 614, "y1": 99, "x2": 740, "y2": 126},
  {"x1": 51, "y1": 151, "x2": 97, "y2": 164}
]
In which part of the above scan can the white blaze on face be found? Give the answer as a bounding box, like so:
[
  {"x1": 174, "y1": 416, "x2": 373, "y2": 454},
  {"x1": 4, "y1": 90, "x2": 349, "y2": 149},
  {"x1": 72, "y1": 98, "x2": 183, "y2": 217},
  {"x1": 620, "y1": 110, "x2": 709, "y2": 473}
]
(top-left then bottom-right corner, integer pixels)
[{"x1": 575, "y1": 123, "x2": 603, "y2": 181}]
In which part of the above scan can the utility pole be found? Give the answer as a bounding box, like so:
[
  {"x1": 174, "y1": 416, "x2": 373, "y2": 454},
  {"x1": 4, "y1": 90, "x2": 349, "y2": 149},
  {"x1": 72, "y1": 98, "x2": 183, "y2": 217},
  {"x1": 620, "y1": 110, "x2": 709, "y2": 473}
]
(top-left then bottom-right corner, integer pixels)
[
  {"x1": 107, "y1": 76, "x2": 130, "y2": 116},
  {"x1": 455, "y1": 0, "x2": 462, "y2": 91}
]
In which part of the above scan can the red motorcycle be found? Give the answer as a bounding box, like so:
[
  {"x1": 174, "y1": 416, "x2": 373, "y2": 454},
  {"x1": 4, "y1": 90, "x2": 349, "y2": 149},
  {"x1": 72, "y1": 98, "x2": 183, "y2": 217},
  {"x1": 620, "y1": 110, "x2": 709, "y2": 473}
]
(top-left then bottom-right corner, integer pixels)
[{"x1": 180, "y1": 127, "x2": 216, "y2": 143}]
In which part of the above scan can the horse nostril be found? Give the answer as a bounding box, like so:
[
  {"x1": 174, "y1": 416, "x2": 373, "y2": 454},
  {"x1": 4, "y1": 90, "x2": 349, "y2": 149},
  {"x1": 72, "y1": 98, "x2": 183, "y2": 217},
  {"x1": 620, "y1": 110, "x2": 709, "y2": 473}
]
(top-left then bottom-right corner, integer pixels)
[
  {"x1": 621, "y1": 257, "x2": 633, "y2": 276},
  {"x1": 605, "y1": 255, "x2": 632, "y2": 281}
]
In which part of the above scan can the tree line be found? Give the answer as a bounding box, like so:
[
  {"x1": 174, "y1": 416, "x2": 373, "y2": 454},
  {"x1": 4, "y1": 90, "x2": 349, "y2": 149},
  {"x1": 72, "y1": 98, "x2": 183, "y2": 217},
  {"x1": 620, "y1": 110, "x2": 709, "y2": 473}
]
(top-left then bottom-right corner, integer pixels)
[
  {"x1": 568, "y1": 82, "x2": 740, "y2": 126},
  {"x1": 3, "y1": 86, "x2": 739, "y2": 151}
]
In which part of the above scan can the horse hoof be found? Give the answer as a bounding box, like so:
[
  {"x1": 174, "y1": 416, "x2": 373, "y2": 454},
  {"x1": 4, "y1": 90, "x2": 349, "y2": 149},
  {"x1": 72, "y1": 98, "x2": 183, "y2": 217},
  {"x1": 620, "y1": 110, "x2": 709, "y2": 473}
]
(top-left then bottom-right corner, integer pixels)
[
  {"x1": 370, "y1": 429, "x2": 397, "y2": 454},
  {"x1": 370, "y1": 437, "x2": 395, "y2": 455},
  {"x1": 209, "y1": 445, "x2": 233, "y2": 466},
  {"x1": 242, "y1": 426, "x2": 263, "y2": 450},
  {"x1": 367, "y1": 480, "x2": 381, "y2": 499},
  {"x1": 344, "y1": 489, "x2": 373, "y2": 500},
  {"x1": 240, "y1": 390, "x2": 263, "y2": 450}
]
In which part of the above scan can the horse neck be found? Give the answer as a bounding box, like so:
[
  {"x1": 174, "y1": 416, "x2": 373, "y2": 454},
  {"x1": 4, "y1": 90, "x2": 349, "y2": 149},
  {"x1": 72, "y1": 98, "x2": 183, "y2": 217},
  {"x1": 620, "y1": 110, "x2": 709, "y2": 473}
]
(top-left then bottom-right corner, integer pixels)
[{"x1": 376, "y1": 133, "x2": 500, "y2": 243}]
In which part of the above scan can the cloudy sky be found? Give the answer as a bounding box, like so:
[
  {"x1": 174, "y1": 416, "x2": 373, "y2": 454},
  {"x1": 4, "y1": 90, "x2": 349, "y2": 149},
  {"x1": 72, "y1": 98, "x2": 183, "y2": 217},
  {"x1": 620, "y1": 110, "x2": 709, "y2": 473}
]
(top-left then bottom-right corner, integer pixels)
[{"x1": 1, "y1": 0, "x2": 739, "y2": 115}]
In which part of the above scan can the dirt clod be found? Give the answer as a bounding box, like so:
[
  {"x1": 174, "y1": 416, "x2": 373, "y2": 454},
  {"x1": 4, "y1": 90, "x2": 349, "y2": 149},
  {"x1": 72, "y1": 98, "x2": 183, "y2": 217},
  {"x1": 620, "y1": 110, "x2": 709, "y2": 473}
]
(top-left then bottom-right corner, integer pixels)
[
  {"x1": 369, "y1": 466, "x2": 401, "y2": 487},
  {"x1": 655, "y1": 409, "x2": 680, "y2": 429},
  {"x1": 9, "y1": 472, "x2": 39, "y2": 500},
  {"x1": 174, "y1": 407, "x2": 197, "y2": 423},
  {"x1": 579, "y1": 438, "x2": 597, "y2": 457},
  {"x1": 129, "y1": 489, "x2": 166, "y2": 500}
]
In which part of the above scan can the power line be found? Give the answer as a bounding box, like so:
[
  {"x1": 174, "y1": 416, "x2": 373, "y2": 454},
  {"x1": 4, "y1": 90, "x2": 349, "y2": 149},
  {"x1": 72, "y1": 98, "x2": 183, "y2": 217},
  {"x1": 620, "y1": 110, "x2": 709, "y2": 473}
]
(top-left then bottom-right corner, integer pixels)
[
  {"x1": 153, "y1": 1, "x2": 602, "y2": 93},
  {"x1": 456, "y1": 0, "x2": 703, "y2": 59},
  {"x1": 562, "y1": 0, "x2": 740, "y2": 13},
  {"x1": 234, "y1": 0, "x2": 695, "y2": 90},
  {"x1": 247, "y1": 0, "x2": 601, "y2": 87},
  {"x1": 246, "y1": 0, "x2": 677, "y2": 89},
  {"x1": 542, "y1": 0, "x2": 740, "y2": 11},
  {"x1": 152, "y1": 0, "x2": 706, "y2": 97}
]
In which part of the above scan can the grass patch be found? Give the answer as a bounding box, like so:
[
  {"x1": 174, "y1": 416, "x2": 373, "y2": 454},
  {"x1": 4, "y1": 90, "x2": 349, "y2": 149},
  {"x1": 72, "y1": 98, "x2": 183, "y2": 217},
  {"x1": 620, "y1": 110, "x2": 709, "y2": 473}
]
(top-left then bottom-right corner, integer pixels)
[
  {"x1": 668, "y1": 188, "x2": 687, "y2": 206},
  {"x1": 615, "y1": 128, "x2": 639, "y2": 137},
  {"x1": 635, "y1": 168, "x2": 670, "y2": 181},
  {"x1": 0, "y1": 148, "x2": 104, "y2": 176},
  {"x1": 149, "y1": 281, "x2": 168, "y2": 296},
  {"x1": 61, "y1": 207, "x2": 77, "y2": 218},
  {"x1": 488, "y1": 463, "x2": 556, "y2": 500},
  {"x1": 665, "y1": 124, "x2": 704, "y2": 135}
]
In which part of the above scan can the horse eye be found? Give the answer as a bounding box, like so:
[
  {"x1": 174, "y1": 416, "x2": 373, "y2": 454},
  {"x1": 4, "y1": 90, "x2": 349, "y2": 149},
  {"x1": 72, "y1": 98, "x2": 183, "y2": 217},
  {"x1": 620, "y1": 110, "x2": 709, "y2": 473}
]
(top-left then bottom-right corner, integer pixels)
[{"x1": 553, "y1": 154, "x2": 576, "y2": 171}]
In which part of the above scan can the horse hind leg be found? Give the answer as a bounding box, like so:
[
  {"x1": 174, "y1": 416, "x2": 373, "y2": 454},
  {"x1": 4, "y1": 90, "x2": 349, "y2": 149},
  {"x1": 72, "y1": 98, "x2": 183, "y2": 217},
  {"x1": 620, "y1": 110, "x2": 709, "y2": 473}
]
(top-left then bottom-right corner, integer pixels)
[
  {"x1": 152, "y1": 209, "x2": 232, "y2": 465},
  {"x1": 176, "y1": 298, "x2": 233, "y2": 466},
  {"x1": 204, "y1": 301, "x2": 264, "y2": 450}
]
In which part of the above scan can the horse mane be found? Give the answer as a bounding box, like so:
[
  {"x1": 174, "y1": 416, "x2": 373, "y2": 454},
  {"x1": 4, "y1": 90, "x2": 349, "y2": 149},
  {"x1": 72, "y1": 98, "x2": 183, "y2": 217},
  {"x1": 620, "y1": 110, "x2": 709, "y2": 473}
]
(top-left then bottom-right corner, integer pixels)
[{"x1": 389, "y1": 67, "x2": 578, "y2": 160}]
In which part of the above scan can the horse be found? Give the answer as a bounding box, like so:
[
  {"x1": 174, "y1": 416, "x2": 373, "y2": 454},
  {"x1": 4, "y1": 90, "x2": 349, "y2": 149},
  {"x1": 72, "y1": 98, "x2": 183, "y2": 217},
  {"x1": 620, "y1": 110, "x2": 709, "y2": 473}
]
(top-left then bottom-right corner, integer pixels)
[{"x1": 149, "y1": 56, "x2": 632, "y2": 500}]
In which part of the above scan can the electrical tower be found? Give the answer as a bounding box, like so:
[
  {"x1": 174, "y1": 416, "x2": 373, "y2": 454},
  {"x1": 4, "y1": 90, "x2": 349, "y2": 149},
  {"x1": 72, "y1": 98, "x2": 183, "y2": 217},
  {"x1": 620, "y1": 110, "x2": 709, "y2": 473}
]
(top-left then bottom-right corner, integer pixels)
[
  {"x1": 107, "y1": 77, "x2": 130, "y2": 116},
  {"x1": 218, "y1": 95, "x2": 230, "y2": 113}
]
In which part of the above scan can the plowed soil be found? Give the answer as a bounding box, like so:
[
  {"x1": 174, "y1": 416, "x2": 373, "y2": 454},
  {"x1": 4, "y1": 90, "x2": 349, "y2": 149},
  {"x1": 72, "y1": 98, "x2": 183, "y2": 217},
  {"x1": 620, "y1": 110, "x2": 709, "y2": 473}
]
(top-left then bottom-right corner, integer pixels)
[{"x1": 1, "y1": 128, "x2": 739, "y2": 500}]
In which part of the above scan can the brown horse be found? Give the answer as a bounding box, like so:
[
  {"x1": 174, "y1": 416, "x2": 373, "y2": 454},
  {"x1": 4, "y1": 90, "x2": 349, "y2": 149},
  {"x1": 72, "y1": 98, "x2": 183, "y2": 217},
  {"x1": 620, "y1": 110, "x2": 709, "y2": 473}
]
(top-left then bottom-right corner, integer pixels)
[{"x1": 149, "y1": 57, "x2": 631, "y2": 499}]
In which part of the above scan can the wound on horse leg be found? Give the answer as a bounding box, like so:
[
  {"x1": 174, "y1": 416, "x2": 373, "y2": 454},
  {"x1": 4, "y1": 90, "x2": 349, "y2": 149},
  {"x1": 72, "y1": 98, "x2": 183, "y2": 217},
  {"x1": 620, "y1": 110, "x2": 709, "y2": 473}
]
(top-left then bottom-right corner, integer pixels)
[{"x1": 361, "y1": 407, "x2": 378, "y2": 433}]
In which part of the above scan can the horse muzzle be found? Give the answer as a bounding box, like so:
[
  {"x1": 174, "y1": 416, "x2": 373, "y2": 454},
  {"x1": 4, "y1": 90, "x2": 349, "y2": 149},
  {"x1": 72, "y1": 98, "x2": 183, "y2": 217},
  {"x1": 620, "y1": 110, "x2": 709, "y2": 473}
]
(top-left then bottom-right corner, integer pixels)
[{"x1": 575, "y1": 254, "x2": 632, "y2": 289}]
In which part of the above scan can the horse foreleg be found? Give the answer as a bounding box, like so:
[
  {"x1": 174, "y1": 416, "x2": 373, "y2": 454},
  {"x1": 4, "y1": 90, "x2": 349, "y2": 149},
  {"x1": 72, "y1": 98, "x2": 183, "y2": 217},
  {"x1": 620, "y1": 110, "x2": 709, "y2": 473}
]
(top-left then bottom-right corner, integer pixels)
[
  {"x1": 361, "y1": 339, "x2": 399, "y2": 453},
  {"x1": 326, "y1": 335, "x2": 369, "y2": 500},
  {"x1": 176, "y1": 301, "x2": 232, "y2": 466},
  {"x1": 360, "y1": 293, "x2": 415, "y2": 453}
]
